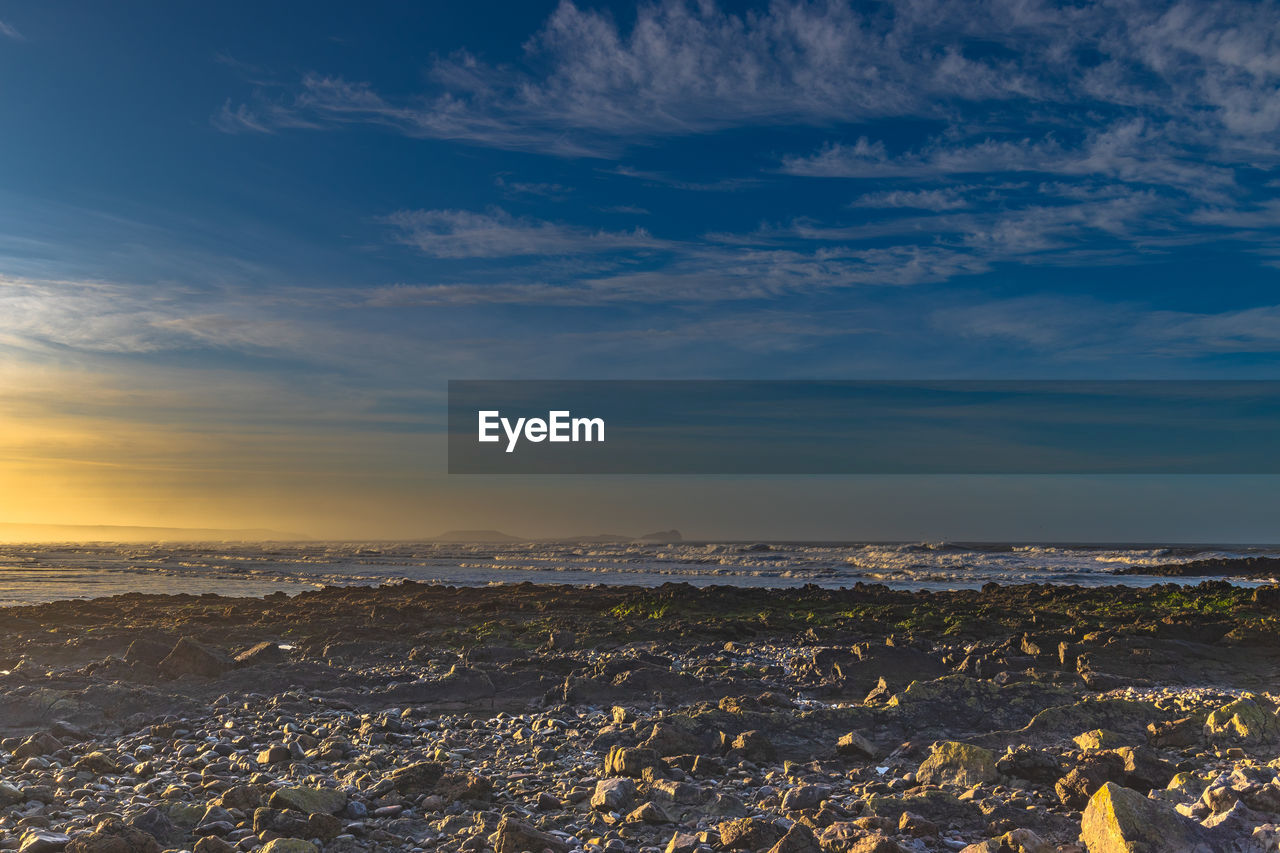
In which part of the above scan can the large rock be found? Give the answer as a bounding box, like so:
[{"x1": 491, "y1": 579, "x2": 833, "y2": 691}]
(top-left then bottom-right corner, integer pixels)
[
  {"x1": 995, "y1": 746, "x2": 1062, "y2": 784},
  {"x1": 18, "y1": 831, "x2": 70, "y2": 853},
  {"x1": 730, "y1": 730, "x2": 776, "y2": 762},
  {"x1": 817, "y1": 824, "x2": 903, "y2": 852},
  {"x1": 718, "y1": 817, "x2": 783, "y2": 851},
  {"x1": 492, "y1": 817, "x2": 569, "y2": 853},
  {"x1": 388, "y1": 760, "x2": 444, "y2": 794},
  {"x1": 1081, "y1": 783, "x2": 1217, "y2": 853},
  {"x1": 916, "y1": 741, "x2": 997, "y2": 787},
  {"x1": 959, "y1": 828, "x2": 1052, "y2": 853},
  {"x1": 156, "y1": 637, "x2": 233, "y2": 679},
  {"x1": 13, "y1": 732, "x2": 64, "y2": 759},
  {"x1": 126, "y1": 808, "x2": 183, "y2": 847},
  {"x1": 766, "y1": 822, "x2": 822, "y2": 853},
  {"x1": 122, "y1": 638, "x2": 170, "y2": 666},
  {"x1": 1203, "y1": 697, "x2": 1278, "y2": 744},
  {"x1": 267, "y1": 786, "x2": 347, "y2": 815},
  {"x1": 1056, "y1": 752, "x2": 1125, "y2": 810},
  {"x1": 591, "y1": 778, "x2": 636, "y2": 812},
  {"x1": 64, "y1": 818, "x2": 161, "y2": 853},
  {"x1": 234, "y1": 641, "x2": 286, "y2": 666},
  {"x1": 74, "y1": 751, "x2": 120, "y2": 775},
  {"x1": 836, "y1": 731, "x2": 877, "y2": 760},
  {"x1": 258, "y1": 842, "x2": 317, "y2": 853},
  {"x1": 606, "y1": 745, "x2": 661, "y2": 777}
]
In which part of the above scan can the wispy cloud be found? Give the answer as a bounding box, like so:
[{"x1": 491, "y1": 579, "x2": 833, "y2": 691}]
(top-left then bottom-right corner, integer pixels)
[
  {"x1": 494, "y1": 175, "x2": 572, "y2": 201},
  {"x1": 215, "y1": 0, "x2": 1280, "y2": 161},
  {"x1": 935, "y1": 296, "x2": 1280, "y2": 361},
  {"x1": 0, "y1": 20, "x2": 22, "y2": 41},
  {"x1": 850, "y1": 188, "x2": 972, "y2": 211},
  {"x1": 383, "y1": 208, "x2": 662, "y2": 258}
]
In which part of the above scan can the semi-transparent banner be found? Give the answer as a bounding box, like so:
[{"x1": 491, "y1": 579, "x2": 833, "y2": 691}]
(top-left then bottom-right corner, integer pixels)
[{"x1": 447, "y1": 380, "x2": 1280, "y2": 474}]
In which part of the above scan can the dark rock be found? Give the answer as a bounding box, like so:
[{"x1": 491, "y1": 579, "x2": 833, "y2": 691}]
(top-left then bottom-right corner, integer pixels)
[
  {"x1": 492, "y1": 817, "x2": 569, "y2": 853},
  {"x1": 156, "y1": 637, "x2": 233, "y2": 679},
  {"x1": 234, "y1": 641, "x2": 286, "y2": 666},
  {"x1": 718, "y1": 817, "x2": 783, "y2": 851},
  {"x1": 995, "y1": 746, "x2": 1062, "y2": 784},
  {"x1": 64, "y1": 818, "x2": 161, "y2": 853}
]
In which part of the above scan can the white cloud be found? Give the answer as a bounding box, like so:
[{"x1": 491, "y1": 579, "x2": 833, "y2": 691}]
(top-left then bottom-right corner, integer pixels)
[{"x1": 0, "y1": 20, "x2": 22, "y2": 41}]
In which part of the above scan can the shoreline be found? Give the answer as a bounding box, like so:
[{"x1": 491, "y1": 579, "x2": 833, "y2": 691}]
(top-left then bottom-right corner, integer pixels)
[{"x1": 0, "y1": 581, "x2": 1277, "y2": 852}]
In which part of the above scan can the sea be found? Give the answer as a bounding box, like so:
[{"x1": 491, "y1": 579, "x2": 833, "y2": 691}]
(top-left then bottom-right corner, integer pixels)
[{"x1": 0, "y1": 540, "x2": 1274, "y2": 607}]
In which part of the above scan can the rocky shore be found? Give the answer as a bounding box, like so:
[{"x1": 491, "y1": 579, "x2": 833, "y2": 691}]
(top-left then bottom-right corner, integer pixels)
[{"x1": 0, "y1": 581, "x2": 1278, "y2": 853}]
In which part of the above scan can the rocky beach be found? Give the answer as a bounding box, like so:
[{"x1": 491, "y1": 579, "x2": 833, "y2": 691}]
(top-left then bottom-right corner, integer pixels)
[{"x1": 0, "y1": 581, "x2": 1277, "y2": 853}]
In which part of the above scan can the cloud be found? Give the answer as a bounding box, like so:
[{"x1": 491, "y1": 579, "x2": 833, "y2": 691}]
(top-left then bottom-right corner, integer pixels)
[
  {"x1": 383, "y1": 208, "x2": 662, "y2": 258},
  {"x1": 494, "y1": 175, "x2": 572, "y2": 200},
  {"x1": 215, "y1": 1, "x2": 1280, "y2": 160},
  {"x1": 781, "y1": 121, "x2": 1234, "y2": 196},
  {"x1": 850, "y1": 188, "x2": 972, "y2": 211},
  {"x1": 0, "y1": 20, "x2": 22, "y2": 41},
  {"x1": 609, "y1": 166, "x2": 763, "y2": 192},
  {"x1": 935, "y1": 296, "x2": 1280, "y2": 360}
]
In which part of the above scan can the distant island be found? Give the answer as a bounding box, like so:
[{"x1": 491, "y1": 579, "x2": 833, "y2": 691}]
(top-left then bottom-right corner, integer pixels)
[{"x1": 430, "y1": 529, "x2": 683, "y2": 544}]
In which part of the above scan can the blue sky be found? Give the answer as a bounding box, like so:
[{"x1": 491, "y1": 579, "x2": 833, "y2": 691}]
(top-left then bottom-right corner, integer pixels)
[{"x1": 4, "y1": 0, "x2": 1280, "y2": 538}]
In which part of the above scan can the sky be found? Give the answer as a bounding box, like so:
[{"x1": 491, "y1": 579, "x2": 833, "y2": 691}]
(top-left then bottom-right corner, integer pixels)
[{"x1": 4, "y1": 0, "x2": 1280, "y2": 540}]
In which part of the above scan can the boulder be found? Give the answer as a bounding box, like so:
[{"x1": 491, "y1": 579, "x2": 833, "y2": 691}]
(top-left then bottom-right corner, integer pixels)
[
  {"x1": 192, "y1": 839, "x2": 235, "y2": 853},
  {"x1": 267, "y1": 786, "x2": 347, "y2": 815},
  {"x1": 234, "y1": 641, "x2": 286, "y2": 666},
  {"x1": 781, "y1": 785, "x2": 828, "y2": 811},
  {"x1": 817, "y1": 823, "x2": 904, "y2": 853},
  {"x1": 591, "y1": 778, "x2": 636, "y2": 812},
  {"x1": 836, "y1": 731, "x2": 877, "y2": 760},
  {"x1": 13, "y1": 732, "x2": 63, "y2": 759},
  {"x1": 492, "y1": 817, "x2": 569, "y2": 853},
  {"x1": 1056, "y1": 752, "x2": 1126, "y2": 809},
  {"x1": 959, "y1": 828, "x2": 1053, "y2": 853},
  {"x1": 730, "y1": 730, "x2": 777, "y2": 762},
  {"x1": 606, "y1": 744, "x2": 661, "y2": 777},
  {"x1": 1204, "y1": 697, "x2": 1278, "y2": 744},
  {"x1": 1081, "y1": 782, "x2": 1217, "y2": 853},
  {"x1": 995, "y1": 746, "x2": 1062, "y2": 784},
  {"x1": 74, "y1": 751, "x2": 120, "y2": 775},
  {"x1": 18, "y1": 831, "x2": 70, "y2": 853},
  {"x1": 766, "y1": 822, "x2": 822, "y2": 853},
  {"x1": 126, "y1": 808, "x2": 183, "y2": 847},
  {"x1": 1073, "y1": 729, "x2": 1126, "y2": 751},
  {"x1": 916, "y1": 741, "x2": 997, "y2": 787},
  {"x1": 122, "y1": 639, "x2": 171, "y2": 666},
  {"x1": 156, "y1": 637, "x2": 233, "y2": 679},
  {"x1": 718, "y1": 817, "x2": 783, "y2": 850},
  {"x1": 435, "y1": 772, "x2": 492, "y2": 802},
  {"x1": 64, "y1": 818, "x2": 161, "y2": 853},
  {"x1": 258, "y1": 842, "x2": 317, "y2": 853},
  {"x1": 625, "y1": 801, "x2": 673, "y2": 824},
  {"x1": 388, "y1": 760, "x2": 444, "y2": 794}
]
